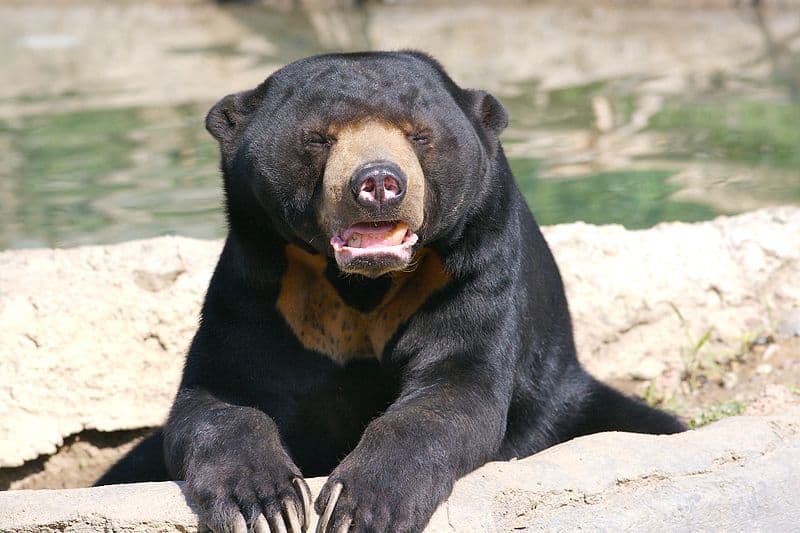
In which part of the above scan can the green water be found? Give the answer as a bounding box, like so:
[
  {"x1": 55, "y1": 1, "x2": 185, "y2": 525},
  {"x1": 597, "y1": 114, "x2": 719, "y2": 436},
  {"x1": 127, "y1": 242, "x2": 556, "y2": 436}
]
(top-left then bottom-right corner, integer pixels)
[
  {"x1": 2, "y1": 87, "x2": 798, "y2": 248},
  {"x1": 0, "y1": 105, "x2": 223, "y2": 248},
  {"x1": 647, "y1": 99, "x2": 800, "y2": 168},
  {"x1": 1, "y1": 2, "x2": 799, "y2": 249},
  {"x1": 518, "y1": 167, "x2": 718, "y2": 229},
  {"x1": 0, "y1": 89, "x2": 800, "y2": 247}
]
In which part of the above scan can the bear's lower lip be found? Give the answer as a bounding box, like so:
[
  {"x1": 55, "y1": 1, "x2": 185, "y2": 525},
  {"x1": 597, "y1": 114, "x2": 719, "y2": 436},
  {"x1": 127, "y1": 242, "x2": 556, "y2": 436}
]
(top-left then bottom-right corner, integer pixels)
[{"x1": 330, "y1": 220, "x2": 419, "y2": 273}]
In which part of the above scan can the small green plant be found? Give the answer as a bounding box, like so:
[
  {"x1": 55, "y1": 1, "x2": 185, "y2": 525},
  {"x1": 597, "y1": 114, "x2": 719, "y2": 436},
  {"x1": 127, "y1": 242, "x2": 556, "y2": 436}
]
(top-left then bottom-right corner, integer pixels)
[
  {"x1": 689, "y1": 400, "x2": 745, "y2": 429},
  {"x1": 639, "y1": 382, "x2": 685, "y2": 419},
  {"x1": 643, "y1": 380, "x2": 663, "y2": 407},
  {"x1": 737, "y1": 330, "x2": 756, "y2": 359},
  {"x1": 668, "y1": 302, "x2": 714, "y2": 391},
  {"x1": 762, "y1": 295, "x2": 778, "y2": 336}
]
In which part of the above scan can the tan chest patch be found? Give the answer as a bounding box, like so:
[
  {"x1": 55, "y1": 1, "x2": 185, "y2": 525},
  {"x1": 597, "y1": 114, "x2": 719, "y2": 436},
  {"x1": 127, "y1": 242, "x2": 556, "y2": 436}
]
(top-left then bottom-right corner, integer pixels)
[{"x1": 276, "y1": 245, "x2": 450, "y2": 364}]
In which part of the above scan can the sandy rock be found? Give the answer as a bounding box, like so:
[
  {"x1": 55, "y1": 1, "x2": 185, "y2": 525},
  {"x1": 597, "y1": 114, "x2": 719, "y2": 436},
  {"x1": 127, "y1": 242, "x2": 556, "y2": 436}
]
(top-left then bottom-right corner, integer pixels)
[
  {"x1": 778, "y1": 307, "x2": 800, "y2": 337},
  {"x1": 545, "y1": 207, "x2": 800, "y2": 383},
  {"x1": 0, "y1": 481, "x2": 202, "y2": 533},
  {"x1": 0, "y1": 415, "x2": 798, "y2": 532},
  {"x1": 0, "y1": 237, "x2": 221, "y2": 467},
  {"x1": 1, "y1": 208, "x2": 798, "y2": 470},
  {"x1": 745, "y1": 384, "x2": 800, "y2": 418}
]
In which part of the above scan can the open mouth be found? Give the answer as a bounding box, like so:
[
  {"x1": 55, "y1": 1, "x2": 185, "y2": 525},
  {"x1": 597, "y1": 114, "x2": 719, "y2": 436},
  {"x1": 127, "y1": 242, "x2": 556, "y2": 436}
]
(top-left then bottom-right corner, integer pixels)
[{"x1": 331, "y1": 220, "x2": 419, "y2": 274}]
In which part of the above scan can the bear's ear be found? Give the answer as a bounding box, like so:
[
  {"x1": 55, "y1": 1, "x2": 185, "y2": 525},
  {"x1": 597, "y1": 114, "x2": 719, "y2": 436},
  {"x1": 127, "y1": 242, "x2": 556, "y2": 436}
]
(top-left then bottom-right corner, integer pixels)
[
  {"x1": 464, "y1": 89, "x2": 508, "y2": 137},
  {"x1": 205, "y1": 88, "x2": 263, "y2": 145},
  {"x1": 206, "y1": 91, "x2": 249, "y2": 144}
]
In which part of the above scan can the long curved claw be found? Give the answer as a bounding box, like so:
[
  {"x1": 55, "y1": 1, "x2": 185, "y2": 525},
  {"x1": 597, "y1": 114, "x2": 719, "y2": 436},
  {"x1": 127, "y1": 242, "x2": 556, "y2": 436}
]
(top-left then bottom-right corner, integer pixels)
[
  {"x1": 283, "y1": 496, "x2": 303, "y2": 533},
  {"x1": 315, "y1": 482, "x2": 343, "y2": 533},
  {"x1": 253, "y1": 514, "x2": 271, "y2": 533},
  {"x1": 231, "y1": 512, "x2": 249, "y2": 533},
  {"x1": 293, "y1": 477, "x2": 313, "y2": 531},
  {"x1": 269, "y1": 512, "x2": 288, "y2": 533}
]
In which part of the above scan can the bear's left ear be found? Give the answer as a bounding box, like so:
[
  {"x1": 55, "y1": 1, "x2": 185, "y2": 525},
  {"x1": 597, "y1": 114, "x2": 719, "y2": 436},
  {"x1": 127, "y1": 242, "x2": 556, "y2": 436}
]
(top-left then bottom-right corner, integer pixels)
[{"x1": 464, "y1": 90, "x2": 508, "y2": 137}]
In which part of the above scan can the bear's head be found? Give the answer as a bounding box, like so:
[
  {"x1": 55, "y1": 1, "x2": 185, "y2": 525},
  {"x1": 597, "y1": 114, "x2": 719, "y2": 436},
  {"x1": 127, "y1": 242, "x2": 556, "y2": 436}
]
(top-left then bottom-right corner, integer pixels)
[{"x1": 206, "y1": 51, "x2": 507, "y2": 278}]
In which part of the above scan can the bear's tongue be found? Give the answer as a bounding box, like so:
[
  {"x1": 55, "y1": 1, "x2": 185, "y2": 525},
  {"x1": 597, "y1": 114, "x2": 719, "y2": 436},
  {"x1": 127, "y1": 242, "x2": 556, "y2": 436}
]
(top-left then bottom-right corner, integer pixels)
[{"x1": 345, "y1": 221, "x2": 408, "y2": 248}]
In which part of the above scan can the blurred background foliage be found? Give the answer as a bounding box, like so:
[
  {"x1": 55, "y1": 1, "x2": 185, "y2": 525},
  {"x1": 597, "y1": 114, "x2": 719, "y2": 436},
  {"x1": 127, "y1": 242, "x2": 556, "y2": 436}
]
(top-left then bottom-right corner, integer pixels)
[{"x1": 0, "y1": 0, "x2": 798, "y2": 248}]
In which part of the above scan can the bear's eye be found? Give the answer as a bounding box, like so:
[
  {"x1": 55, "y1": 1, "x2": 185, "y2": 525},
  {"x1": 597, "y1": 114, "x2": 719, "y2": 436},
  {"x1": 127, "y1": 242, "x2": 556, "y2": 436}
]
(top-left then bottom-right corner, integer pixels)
[
  {"x1": 409, "y1": 131, "x2": 431, "y2": 146},
  {"x1": 303, "y1": 132, "x2": 333, "y2": 149}
]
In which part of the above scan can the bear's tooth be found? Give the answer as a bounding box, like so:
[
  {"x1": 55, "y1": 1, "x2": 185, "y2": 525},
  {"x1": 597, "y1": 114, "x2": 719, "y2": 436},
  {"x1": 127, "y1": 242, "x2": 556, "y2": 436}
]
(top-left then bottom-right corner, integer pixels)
[
  {"x1": 387, "y1": 222, "x2": 409, "y2": 245},
  {"x1": 347, "y1": 233, "x2": 362, "y2": 247}
]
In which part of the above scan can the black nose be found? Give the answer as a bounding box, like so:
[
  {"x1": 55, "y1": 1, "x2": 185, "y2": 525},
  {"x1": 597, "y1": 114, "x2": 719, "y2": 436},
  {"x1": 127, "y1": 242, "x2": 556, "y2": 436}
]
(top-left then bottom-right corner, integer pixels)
[{"x1": 350, "y1": 161, "x2": 407, "y2": 209}]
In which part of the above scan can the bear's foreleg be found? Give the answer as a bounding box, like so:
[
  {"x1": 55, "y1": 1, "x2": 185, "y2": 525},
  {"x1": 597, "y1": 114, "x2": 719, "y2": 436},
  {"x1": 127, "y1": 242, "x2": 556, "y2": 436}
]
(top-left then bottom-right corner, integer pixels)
[
  {"x1": 314, "y1": 350, "x2": 512, "y2": 533},
  {"x1": 164, "y1": 388, "x2": 313, "y2": 533}
]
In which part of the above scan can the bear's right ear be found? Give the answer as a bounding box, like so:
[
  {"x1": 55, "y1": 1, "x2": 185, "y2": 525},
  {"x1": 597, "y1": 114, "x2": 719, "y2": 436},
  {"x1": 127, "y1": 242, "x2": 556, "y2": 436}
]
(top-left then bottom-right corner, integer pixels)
[
  {"x1": 463, "y1": 89, "x2": 508, "y2": 137},
  {"x1": 205, "y1": 89, "x2": 259, "y2": 145}
]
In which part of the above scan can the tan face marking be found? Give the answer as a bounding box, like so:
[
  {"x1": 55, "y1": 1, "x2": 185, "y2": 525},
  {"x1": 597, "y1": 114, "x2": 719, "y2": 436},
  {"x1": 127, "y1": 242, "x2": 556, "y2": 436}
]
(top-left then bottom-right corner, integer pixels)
[
  {"x1": 276, "y1": 245, "x2": 450, "y2": 364},
  {"x1": 320, "y1": 120, "x2": 425, "y2": 233}
]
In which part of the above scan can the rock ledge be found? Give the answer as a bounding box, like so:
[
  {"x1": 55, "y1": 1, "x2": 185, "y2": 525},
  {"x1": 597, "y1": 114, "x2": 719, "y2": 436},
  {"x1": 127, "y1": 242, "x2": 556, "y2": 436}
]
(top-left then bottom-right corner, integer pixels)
[{"x1": 1, "y1": 415, "x2": 798, "y2": 532}]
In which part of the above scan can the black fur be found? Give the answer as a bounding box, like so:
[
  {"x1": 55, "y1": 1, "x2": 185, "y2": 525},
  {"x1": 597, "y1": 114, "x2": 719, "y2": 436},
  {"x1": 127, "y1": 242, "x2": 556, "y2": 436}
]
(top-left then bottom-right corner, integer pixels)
[{"x1": 97, "y1": 51, "x2": 685, "y2": 532}]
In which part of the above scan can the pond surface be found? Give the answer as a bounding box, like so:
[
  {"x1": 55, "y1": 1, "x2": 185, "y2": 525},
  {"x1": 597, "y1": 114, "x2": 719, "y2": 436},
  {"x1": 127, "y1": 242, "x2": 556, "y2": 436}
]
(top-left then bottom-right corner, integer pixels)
[{"x1": 1, "y1": 1, "x2": 798, "y2": 249}]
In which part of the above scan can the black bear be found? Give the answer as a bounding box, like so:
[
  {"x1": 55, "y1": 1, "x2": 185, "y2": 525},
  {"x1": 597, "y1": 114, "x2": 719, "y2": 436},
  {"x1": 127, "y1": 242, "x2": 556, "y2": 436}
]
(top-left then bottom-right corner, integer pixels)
[{"x1": 98, "y1": 51, "x2": 685, "y2": 533}]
